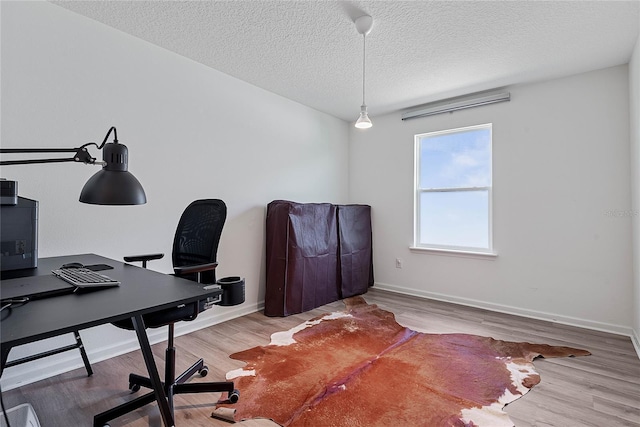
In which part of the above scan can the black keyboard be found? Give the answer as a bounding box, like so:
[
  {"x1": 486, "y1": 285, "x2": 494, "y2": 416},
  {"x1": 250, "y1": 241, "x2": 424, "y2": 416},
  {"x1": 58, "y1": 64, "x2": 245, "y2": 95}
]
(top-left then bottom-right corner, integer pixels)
[{"x1": 52, "y1": 268, "x2": 120, "y2": 288}]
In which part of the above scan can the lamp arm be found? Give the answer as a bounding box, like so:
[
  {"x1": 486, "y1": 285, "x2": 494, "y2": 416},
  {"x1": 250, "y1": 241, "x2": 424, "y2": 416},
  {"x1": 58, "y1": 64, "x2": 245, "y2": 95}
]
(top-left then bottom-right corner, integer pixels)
[
  {"x1": 1, "y1": 157, "x2": 77, "y2": 166},
  {"x1": 1, "y1": 127, "x2": 119, "y2": 166},
  {"x1": 0, "y1": 146, "x2": 97, "y2": 166},
  {"x1": 0, "y1": 148, "x2": 78, "y2": 154}
]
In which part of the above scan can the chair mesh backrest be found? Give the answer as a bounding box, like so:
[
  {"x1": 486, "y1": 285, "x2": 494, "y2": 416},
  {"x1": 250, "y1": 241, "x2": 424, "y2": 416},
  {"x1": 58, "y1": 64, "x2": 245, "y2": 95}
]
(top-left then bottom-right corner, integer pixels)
[{"x1": 172, "y1": 199, "x2": 227, "y2": 284}]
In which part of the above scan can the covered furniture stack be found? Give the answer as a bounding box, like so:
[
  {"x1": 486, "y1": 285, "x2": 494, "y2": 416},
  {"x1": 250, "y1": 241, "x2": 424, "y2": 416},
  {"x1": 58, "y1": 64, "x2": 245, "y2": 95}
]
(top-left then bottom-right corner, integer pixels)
[{"x1": 265, "y1": 200, "x2": 373, "y2": 317}]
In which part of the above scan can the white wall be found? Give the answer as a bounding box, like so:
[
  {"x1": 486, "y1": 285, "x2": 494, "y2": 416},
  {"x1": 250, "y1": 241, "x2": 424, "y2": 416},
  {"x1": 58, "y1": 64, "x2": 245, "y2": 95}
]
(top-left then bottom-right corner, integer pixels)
[
  {"x1": 630, "y1": 34, "x2": 640, "y2": 353},
  {"x1": 350, "y1": 65, "x2": 634, "y2": 335},
  {"x1": 0, "y1": 1, "x2": 348, "y2": 389}
]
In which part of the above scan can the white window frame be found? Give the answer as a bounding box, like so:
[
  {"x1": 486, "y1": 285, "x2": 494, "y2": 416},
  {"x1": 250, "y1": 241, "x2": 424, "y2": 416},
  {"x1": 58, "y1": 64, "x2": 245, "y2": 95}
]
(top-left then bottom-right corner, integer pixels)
[{"x1": 412, "y1": 123, "x2": 495, "y2": 256}]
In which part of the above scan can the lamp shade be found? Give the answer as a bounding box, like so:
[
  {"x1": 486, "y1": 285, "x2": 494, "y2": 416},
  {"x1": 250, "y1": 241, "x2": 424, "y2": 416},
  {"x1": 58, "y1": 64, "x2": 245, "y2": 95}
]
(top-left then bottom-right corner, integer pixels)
[
  {"x1": 79, "y1": 142, "x2": 146, "y2": 205},
  {"x1": 355, "y1": 105, "x2": 372, "y2": 129}
]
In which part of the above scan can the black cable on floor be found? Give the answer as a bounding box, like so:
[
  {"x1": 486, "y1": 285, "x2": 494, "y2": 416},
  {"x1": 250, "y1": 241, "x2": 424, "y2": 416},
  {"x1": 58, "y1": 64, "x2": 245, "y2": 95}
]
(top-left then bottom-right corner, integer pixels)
[{"x1": 0, "y1": 382, "x2": 11, "y2": 427}]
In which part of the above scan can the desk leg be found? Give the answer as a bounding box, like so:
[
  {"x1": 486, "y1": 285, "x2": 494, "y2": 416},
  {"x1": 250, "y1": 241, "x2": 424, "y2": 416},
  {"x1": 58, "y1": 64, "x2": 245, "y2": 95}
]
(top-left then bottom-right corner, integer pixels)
[
  {"x1": 131, "y1": 315, "x2": 175, "y2": 427},
  {"x1": 0, "y1": 345, "x2": 11, "y2": 378}
]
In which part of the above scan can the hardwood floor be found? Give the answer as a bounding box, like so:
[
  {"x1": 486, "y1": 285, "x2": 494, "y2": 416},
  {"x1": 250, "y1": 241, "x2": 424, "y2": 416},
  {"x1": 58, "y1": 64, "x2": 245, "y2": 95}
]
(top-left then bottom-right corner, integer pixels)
[{"x1": 3, "y1": 288, "x2": 639, "y2": 426}]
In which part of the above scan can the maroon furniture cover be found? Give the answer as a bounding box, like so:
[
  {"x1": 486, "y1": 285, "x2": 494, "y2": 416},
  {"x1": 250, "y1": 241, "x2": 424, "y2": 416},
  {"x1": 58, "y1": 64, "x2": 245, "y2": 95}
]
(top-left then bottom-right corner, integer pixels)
[
  {"x1": 337, "y1": 204, "x2": 374, "y2": 299},
  {"x1": 265, "y1": 200, "x2": 373, "y2": 317}
]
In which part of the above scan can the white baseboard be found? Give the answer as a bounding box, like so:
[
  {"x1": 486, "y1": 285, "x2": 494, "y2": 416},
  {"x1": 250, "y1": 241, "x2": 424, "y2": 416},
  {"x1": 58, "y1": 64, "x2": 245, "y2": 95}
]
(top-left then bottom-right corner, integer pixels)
[
  {"x1": 374, "y1": 282, "x2": 636, "y2": 339},
  {"x1": 0, "y1": 301, "x2": 264, "y2": 391},
  {"x1": 631, "y1": 328, "x2": 640, "y2": 360}
]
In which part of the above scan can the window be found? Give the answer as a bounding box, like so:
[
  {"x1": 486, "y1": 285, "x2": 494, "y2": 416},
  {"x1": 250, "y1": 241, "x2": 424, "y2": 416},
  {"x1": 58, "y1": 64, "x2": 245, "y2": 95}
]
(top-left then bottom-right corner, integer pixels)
[{"x1": 414, "y1": 123, "x2": 493, "y2": 254}]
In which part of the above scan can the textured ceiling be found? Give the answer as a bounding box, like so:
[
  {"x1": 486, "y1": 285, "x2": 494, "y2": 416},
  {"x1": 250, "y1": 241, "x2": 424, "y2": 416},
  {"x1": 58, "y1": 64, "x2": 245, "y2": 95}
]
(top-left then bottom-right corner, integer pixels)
[{"x1": 51, "y1": 1, "x2": 640, "y2": 122}]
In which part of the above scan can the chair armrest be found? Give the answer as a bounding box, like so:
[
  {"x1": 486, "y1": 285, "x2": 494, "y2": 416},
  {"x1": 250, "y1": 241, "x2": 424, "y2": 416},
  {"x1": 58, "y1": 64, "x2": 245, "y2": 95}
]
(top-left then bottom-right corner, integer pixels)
[
  {"x1": 173, "y1": 262, "x2": 218, "y2": 276},
  {"x1": 124, "y1": 253, "x2": 165, "y2": 267}
]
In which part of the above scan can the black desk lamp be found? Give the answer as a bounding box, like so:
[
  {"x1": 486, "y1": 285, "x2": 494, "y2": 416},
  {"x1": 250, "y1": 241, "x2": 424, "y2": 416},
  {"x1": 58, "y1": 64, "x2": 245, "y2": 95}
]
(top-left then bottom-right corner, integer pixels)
[{"x1": 0, "y1": 127, "x2": 146, "y2": 205}]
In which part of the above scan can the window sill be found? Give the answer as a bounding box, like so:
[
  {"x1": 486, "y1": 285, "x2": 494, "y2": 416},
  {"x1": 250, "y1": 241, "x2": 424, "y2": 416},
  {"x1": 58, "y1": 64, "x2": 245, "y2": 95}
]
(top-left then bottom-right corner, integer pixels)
[{"x1": 409, "y1": 246, "x2": 498, "y2": 260}]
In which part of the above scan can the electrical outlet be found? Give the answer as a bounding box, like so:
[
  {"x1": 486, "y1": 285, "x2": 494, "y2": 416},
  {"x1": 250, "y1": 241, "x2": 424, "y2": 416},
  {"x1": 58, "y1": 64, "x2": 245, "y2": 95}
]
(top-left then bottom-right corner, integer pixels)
[{"x1": 395, "y1": 258, "x2": 403, "y2": 269}]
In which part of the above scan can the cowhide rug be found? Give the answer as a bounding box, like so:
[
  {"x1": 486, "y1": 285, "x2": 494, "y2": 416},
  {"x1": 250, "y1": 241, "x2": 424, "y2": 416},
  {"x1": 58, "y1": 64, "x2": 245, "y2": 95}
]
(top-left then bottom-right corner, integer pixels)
[{"x1": 213, "y1": 296, "x2": 590, "y2": 426}]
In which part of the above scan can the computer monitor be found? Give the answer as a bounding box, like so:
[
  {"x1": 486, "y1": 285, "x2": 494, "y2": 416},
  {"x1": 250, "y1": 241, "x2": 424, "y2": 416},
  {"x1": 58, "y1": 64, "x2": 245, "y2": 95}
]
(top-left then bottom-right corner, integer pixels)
[{"x1": 1, "y1": 196, "x2": 38, "y2": 271}]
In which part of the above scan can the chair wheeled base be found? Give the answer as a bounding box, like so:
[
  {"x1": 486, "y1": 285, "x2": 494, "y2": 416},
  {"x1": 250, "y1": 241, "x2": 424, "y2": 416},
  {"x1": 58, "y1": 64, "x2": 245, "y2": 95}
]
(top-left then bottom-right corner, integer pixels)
[{"x1": 93, "y1": 324, "x2": 239, "y2": 427}]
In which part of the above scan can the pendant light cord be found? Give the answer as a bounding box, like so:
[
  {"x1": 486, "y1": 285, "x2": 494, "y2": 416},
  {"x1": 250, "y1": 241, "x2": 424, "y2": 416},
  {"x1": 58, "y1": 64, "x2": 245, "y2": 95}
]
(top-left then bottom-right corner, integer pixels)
[{"x1": 362, "y1": 34, "x2": 367, "y2": 106}]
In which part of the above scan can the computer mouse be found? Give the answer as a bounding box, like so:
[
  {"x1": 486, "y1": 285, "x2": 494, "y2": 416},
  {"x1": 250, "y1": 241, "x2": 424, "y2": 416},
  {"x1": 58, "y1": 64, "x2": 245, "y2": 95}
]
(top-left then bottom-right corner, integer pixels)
[{"x1": 61, "y1": 262, "x2": 84, "y2": 269}]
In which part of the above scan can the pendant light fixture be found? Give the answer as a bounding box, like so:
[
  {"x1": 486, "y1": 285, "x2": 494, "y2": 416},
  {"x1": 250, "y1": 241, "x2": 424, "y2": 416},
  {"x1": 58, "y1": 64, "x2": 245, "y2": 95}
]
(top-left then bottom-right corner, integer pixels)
[{"x1": 354, "y1": 15, "x2": 373, "y2": 129}]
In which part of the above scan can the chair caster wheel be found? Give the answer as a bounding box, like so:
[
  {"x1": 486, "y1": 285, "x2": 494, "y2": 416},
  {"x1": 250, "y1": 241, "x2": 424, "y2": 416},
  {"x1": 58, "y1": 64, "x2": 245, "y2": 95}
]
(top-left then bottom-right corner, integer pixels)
[
  {"x1": 229, "y1": 389, "x2": 240, "y2": 404},
  {"x1": 199, "y1": 366, "x2": 209, "y2": 377},
  {"x1": 129, "y1": 383, "x2": 141, "y2": 393}
]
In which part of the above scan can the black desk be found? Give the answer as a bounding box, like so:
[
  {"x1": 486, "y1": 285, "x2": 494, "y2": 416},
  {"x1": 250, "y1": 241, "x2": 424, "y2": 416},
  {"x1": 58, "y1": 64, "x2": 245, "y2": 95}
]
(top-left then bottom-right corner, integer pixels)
[{"x1": 0, "y1": 254, "x2": 223, "y2": 427}]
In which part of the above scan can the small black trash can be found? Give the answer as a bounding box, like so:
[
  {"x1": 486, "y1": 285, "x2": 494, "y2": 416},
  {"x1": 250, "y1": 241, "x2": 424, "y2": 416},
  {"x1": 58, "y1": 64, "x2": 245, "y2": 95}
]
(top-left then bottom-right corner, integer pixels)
[{"x1": 216, "y1": 276, "x2": 245, "y2": 306}]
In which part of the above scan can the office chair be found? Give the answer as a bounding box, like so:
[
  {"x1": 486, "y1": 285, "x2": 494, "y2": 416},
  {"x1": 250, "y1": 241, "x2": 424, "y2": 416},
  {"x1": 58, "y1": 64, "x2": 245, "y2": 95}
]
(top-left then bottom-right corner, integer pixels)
[{"x1": 94, "y1": 199, "x2": 238, "y2": 426}]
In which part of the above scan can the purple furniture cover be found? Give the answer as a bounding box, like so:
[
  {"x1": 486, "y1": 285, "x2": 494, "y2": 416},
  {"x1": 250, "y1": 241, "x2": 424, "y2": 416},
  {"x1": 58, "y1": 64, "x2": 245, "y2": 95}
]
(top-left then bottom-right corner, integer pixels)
[{"x1": 265, "y1": 200, "x2": 373, "y2": 317}]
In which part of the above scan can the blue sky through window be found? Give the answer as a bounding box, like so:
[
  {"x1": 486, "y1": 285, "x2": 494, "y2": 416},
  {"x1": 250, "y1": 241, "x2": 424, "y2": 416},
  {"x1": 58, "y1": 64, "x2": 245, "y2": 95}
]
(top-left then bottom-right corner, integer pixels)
[
  {"x1": 419, "y1": 128, "x2": 491, "y2": 189},
  {"x1": 416, "y1": 125, "x2": 492, "y2": 250},
  {"x1": 420, "y1": 190, "x2": 489, "y2": 248}
]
